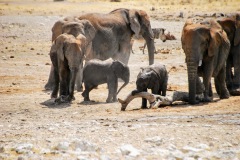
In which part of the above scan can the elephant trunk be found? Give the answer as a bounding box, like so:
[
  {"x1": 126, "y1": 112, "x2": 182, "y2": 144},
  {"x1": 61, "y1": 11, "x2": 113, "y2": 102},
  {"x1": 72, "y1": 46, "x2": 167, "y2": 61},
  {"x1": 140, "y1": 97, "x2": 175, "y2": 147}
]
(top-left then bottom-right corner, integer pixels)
[
  {"x1": 187, "y1": 61, "x2": 198, "y2": 104},
  {"x1": 117, "y1": 81, "x2": 129, "y2": 95},
  {"x1": 143, "y1": 34, "x2": 155, "y2": 65}
]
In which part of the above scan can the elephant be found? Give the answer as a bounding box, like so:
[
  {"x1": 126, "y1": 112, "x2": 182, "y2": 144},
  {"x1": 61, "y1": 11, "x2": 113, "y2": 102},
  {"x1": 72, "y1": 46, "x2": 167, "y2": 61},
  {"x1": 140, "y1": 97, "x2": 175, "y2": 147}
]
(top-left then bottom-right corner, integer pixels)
[
  {"x1": 181, "y1": 19, "x2": 231, "y2": 104},
  {"x1": 132, "y1": 63, "x2": 168, "y2": 108},
  {"x1": 50, "y1": 20, "x2": 96, "y2": 103},
  {"x1": 131, "y1": 28, "x2": 167, "y2": 54},
  {"x1": 82, "y1": 59, "x2": 130, "y2": 103},
  {"x1": 217, "y1": 14, "x2": 240, "y2": 95},
  {"x1": 45, "y1": 8, "x2": 155, "y2": 90}
]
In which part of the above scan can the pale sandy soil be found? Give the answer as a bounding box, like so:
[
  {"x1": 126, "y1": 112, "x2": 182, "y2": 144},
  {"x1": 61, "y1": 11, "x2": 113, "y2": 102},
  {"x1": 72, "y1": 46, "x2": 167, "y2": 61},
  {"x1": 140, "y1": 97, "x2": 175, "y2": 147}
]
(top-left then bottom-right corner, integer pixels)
[{"x1": 0, "y1": 1, "x2": 240, "y2": 159}]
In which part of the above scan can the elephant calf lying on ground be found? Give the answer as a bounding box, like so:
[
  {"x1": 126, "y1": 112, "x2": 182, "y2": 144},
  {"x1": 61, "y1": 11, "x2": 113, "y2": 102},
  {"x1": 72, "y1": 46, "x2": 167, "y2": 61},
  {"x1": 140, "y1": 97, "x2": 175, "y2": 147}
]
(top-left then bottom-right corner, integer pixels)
[
  {"x1": 50, "y1": 21, "x2": 96, "y2": 103},
  {"x1": 82, "y1": 59, "x2": 130, "y2": 103},
  {"x1": 132, "y1": 63, "x2": 168, "y2": 108}
]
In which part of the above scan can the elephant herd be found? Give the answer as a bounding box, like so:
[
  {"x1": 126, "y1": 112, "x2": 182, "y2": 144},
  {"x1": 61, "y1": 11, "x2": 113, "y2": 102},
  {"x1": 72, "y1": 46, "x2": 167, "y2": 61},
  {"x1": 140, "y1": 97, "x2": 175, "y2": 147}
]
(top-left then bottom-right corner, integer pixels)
[{"x1": 45, "y1": 8, "x2": 240, "y2": 107}]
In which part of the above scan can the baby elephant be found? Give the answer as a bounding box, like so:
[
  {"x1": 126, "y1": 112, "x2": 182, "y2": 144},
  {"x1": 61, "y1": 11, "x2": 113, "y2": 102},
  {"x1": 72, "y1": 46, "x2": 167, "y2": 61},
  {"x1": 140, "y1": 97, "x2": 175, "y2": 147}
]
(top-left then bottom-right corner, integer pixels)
[
  {"x1": 133, "y1": 63, "x2": 168, "y2": 108},
  {"x1": 82, "y1": 59, "x2": 130, "y2": 103}
]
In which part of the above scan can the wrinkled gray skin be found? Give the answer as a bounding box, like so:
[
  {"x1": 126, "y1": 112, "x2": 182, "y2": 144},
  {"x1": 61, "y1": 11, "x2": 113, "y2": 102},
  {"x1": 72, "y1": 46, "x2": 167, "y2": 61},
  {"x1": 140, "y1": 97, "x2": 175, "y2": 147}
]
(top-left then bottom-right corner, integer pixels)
[
  {"x1": 82, "y1": 59, "x2": 130, "y2": 103},
  {"x1": 132, "y1": 63, "x2": 168, "y2": 108},
  {"x1": 50, "y1": 21, "x2": 96, "y2": 103},
  {"x1": 217, "y1": 14, "x2": 240, "y2": 95},
  {"x1": 45, "y1": 8, "x2": 155, "y2": 90},
  {"x1": 181, "y1": 19, "x2": 230, "y2": 104}
]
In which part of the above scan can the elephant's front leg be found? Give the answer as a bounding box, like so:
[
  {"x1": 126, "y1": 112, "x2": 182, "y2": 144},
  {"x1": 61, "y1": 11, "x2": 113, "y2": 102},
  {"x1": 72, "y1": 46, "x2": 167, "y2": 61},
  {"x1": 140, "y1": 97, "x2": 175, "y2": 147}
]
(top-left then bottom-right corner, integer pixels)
[
  {"x1": 68, "y1": 67, "x2": 78, "y2": 101},
  {"x1": 45, "y1": 64, "x2": 55, "y2": 90},
  {"x1": 75, "y1": 63, "x2": 83, "y2": 92},
  {"x1": 106, "y1": 78, "x2": 118, "y2": 103}
]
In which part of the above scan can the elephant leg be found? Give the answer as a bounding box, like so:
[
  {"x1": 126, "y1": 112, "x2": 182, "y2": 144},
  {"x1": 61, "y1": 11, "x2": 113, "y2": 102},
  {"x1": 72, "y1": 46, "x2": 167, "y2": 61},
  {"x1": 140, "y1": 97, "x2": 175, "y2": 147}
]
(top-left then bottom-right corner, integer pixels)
[
  {"x1": 141, "y1": 88, "x2": 148, "y2": 109},
  {"x1": 143, "y1": 42, "x2": 146, "y2": 54},
  {"x1": 51, "y1": 66, "x2": 59, "y2": 99},
  {"x1": 113, "y1": 39, "x2": 131, "y2": 65},
  {"x1": 232, "y1": 49, "x2": 240, "y2": 94},
  {"x1": 215, "y1": 68, "x2": 230, "y2": 99},
  {"x1": 82, "y1": 84, "x2": 96, "y2": 102},
  {"x1": 59, "y1": 64, "x2": 70, "y2": 97},
  {"x1": 106, "y1": 78, "x2": 118, "y2": 103},
  {"x1": 45, "y1": 64, "x2": 55, "y2": 90},
  {"x1": 68, "y1": 67, "x2": 78, "y2": 101},
  {"x1": 202, "y1": 59, "x2": 214, "y2": 102},
  {"x1": 226, "y1": 56, "x2": 233, "y2": 92},
  {"x1": 75, "y1": 63, "x2": 83, "y2": 92}
]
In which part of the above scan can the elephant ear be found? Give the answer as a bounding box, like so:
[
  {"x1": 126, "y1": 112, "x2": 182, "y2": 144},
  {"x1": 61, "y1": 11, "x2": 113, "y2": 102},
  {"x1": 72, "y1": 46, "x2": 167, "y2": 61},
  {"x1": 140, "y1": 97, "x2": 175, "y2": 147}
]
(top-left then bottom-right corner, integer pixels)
[
  {"x1": 129, "y1": 10, "x2": 141, "y2": 37},
  {"x1": 51, "y1": 20, "x2": 66, "y2": 42},
  {"x1": 208, "y1": 20, "x2": 222, "y2": 57},
  {"x1": 234, "y1": 14, "x2": 240, "y2": 46},
  {"x1": 209, "y1": 22, "x2": 230, "y2": 76},
  {"x1": 81, "y1": 20, "x2": 96, "y2": 42}
]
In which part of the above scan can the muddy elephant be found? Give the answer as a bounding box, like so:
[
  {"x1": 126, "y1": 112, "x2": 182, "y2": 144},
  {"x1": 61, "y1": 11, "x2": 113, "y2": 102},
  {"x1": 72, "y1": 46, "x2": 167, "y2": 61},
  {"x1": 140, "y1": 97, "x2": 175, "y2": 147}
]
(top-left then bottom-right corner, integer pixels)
[
  {"x1": 50, "y1": 21, "x2": 96, "y2": 103},
  {"x1": 132, "y1": 63, "x2": 168, "y2": 108},
  {"x1": 45, "y1": 8, "x2": 155, "y2": 90},
  {"x1": 181, "y1": 19, "x2": 230, "y2": 104},
  {"x1": 217, "y1": 14, "x2": 240, "y2": 95},
  {"x1": 82, "y1": 59, "x2": 130, "y2": 103}
]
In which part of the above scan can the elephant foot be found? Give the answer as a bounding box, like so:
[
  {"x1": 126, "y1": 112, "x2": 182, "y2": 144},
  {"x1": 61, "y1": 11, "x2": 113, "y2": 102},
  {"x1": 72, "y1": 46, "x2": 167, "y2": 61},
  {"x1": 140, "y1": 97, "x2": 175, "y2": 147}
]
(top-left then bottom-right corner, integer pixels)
[
  {"x1": 54, "y1": 95, "x2": 71, "y2": 104},
  {"x1": 219, "y1": 91, "x2": 230, "y2": 99},
  {"x1": 84, "y1": 97, "x2": 91, "y2": 102},
  {"x1": 44, "y1": 83, "x2": 54, "y2": 91},
  {"x1": 76, "y1": 85, "x2": 83, "y2": 92},
  {"x1": 188, "y1": 100, "x2": 200, "y2": 105},
  {"x1": 51, "y1": 93, "x2": 58, "y2": 99},
  {"x1": 141, "y1": 106, "x2": 148, "y2": 109},
  {"x1": 203, "y1": 96, "x2": 212, "y2": 102}
]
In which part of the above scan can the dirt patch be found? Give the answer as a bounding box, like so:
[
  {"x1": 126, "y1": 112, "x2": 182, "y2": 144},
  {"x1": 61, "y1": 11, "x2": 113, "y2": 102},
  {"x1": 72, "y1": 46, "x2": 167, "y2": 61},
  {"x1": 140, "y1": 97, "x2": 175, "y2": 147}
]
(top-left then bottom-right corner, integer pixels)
[{"x1": 0, "y1": 1, "x2": 240, "y2": 159}]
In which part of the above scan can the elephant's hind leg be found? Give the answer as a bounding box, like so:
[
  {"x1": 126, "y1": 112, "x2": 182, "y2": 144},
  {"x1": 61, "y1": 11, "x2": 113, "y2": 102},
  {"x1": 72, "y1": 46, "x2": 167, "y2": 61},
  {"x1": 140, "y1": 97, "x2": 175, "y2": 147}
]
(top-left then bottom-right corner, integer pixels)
[{"x1": 215, "y1": 68, "x2": 230, "y2": 99}]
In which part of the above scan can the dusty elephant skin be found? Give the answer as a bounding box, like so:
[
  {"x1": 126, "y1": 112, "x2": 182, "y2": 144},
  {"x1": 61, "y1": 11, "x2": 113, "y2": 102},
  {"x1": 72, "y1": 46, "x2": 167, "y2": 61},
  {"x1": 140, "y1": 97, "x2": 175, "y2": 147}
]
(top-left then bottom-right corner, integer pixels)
[
  {"x1": 181, "y1": 19, "x2": 231, "y2": 104},
  {"x1": 217, "y1": 14, "x2": 240, "y2": 95},
  {"x1": 45, "y1": 8, "x2": 155, "y2": 90},
  {"x1": 133, "y1": 63, "x2": 168, "y2": 108},
  {"x1": 82, "y1": 59, "x2": 130, "y2": 103},
  {"x1": 50, "y1": 21, "x2": 96, "y2": 103}
]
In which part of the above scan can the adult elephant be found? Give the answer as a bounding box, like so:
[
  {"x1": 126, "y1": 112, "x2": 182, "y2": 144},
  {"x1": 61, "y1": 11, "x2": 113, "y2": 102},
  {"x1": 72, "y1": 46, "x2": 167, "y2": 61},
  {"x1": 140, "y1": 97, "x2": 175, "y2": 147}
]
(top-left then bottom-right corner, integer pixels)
[
  {"x1": 45, "y1": 8, "x2": 155, "y2": 90},
  {"x1": 217, "y1": 14, "x2": 240, "y2": 95},
  {"x1": 181, "y1": 19, "x2": 230, "y2": 104}
]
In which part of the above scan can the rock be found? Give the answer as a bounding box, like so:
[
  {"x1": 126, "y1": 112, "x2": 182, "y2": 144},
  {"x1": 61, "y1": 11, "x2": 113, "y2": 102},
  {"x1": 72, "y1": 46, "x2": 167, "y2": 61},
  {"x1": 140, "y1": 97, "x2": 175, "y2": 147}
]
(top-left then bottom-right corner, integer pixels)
[
  {"x1": 10, "y1": 55, "x2": 14, "y2": 58},
  {"x1": 55, "y1": 141, "x2": 70, "y2": 151},
  {"x1": 144, "y1": 136, "x2": 163, "y2": 146},
  {"x1": 15, "y1": 143, "x2": 33, "y2": 154},
  {"x1": 120, "y1": 144, "x2": 140, "y2": 157},
  {"x1": 182, "y1": 146, "x2": 202, "y2": 153},
  {"x1": 0, "y1": 146, "x2": 5, "y2": 153},
  {"x1": 72, "y1": 140, "x2": 99, "y2": 152}
]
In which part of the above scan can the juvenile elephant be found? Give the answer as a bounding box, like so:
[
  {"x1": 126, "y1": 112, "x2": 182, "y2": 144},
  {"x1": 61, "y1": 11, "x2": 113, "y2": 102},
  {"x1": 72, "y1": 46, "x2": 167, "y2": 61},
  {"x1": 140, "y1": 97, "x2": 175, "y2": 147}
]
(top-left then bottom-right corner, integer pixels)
[
  {"x1": 50, "y1": 21, "x2": 96, "y2": 103},
  {"x1": 132, "y1": 63, "x2": 168, "y2": 108},
  {"x1": 82, "y1": 59, "x2": 130, "y2": 103},
  {"x1": 217, "y1": 14, "x2": 240, "y2": 95},
  {"x1": 181, "y1": 19, "x2": 230, "y2": 104},
  {"x1": 45, "y1": 8, "x2": 155, "y2": 90}
]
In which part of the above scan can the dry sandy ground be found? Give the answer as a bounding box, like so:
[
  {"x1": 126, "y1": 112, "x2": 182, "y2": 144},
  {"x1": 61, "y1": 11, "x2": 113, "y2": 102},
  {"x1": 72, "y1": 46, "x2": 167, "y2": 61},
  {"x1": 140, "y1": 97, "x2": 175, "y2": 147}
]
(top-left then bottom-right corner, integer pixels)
[{"x1": 0, "y1": 1, "x2": 240, "y2": 159}]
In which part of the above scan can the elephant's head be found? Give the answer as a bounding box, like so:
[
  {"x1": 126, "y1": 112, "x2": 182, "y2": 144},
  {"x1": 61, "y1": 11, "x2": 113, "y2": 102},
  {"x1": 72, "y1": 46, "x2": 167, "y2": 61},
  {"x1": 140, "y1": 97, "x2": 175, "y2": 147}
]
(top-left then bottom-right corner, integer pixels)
[
  {"x1": 51, "y1": 20, "x2": 67, "y2": 42},
  {"x1": 129, "y1": 9, "x2": 155, "y2": 65},
  {"x1": 136, "y1": 70, "x2": 151, "y2": 92},
  {"x1": 111, "y1": 60, "x2": 130, "y2": 94},
  {"x1": 152, "y1": 28, "x2": 167, "y2": 42},
  {"x1": 181, "y1": 19, "x2": 230, "y2": 104},
  {"x1": 62, "y1": 20, "x2": 96, "y2": 45}
]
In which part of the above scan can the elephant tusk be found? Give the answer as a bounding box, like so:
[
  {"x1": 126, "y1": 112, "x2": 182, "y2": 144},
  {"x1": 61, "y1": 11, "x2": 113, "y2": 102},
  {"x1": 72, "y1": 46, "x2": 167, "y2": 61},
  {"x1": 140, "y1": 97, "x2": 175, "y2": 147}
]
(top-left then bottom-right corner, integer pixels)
[{"x1": 198, "y1": 60, "x2": 202, "y2": 66}]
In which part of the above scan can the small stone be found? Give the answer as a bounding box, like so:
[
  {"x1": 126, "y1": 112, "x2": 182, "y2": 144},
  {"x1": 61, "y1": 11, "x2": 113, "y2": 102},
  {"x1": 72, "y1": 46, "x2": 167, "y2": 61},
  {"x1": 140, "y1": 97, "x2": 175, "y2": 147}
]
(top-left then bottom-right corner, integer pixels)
[
  {"x1": 144, "y1": 136, "x2": 163, "y2": 146},
  {"x1": 30, "y1": 48, "x2": 34, "y2": 50},
  {"x1": 0, "y1": 146, "x2": 5, "y2": 153},
  {"x1": 120, "y1": 144, "x2": 140, "y2": 157},
  {"x1": 45, "y1": 62, "x2": 50, "y2": 65},
  {"x1": 10, "y1": 55, "x2": 14, "y2": 58},
  {"x1": 26, "y1": 64, "x2": 30, "y2": 66},
  {"x1": 36, "y1": 53, "x2": 40, "y2": 55},
  {"x1": 15, "y1": 143, "x2": 33, "y2": 154},
  {"x1": 55, "y1": 141, "x2": 69, "y2": 151}
]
